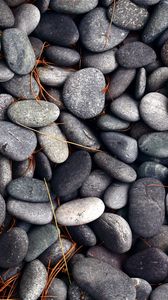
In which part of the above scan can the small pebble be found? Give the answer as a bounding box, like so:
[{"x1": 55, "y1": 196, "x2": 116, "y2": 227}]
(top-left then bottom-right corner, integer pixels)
[
  {"x1": 138, "y1": 161, "x2": 168, "y2": 181},
  {"x1": 29, "y1": 36, "x2": 43, "y2": 58},
  {"x1": 46, "y1": 278, "x2": 67, "y2": 300},
  {"x1": 97, "y1": 114, "x2": 130, "y2": 131},
  {"x1": 0, "y1": 155, "x2": 12, "y2": 196},
  {"x1": 50, "y1": 0, "x2": 98, "y2": 14},
  {"x1": 138, "y1": 132, "x2": 168, "y2": 158},
  {"x1": 135, "y1": 67, "x2": 146, "y2": 99},
  {"x1": 104, "y1": 182, "x2": 129, "y2": 209},
  {"x1": 45, "y1": 46, "x2": 80, "y2": 67},
  {"x1": 150, "y1": 283, "x2": 168, "y2": 300},
  {"x1": 0, "y1": 0, "x2": 14, "y2": 28},
  {"x1": 0, "y1": 61, "x2": 14, "y2": 82},
  {"x1": 68, "y1": 281, "x2": 93, "y2": 300},
  {"x1": 67, "y1": 225, "x2": 97, "y2": 247},
  {"x1": 0, "y1": 194, "x2": 6, "y2": 226},
  {"x1": 14, "y1": 4, "x2": 40, "y2": 35},
  {"x1": 161, "y1": 40, "x2": 168, "y2": 66},
  {"x1": 35, "y1": 152, "x2": 52, "y2": 181},
  {"x1": 35, "y1": 0, "x2": 50, "y2": 13},
  {"x1": 13, "y1": 159, "x2": 35, "y2": 179},
  {"x1": 0, "y1": 94, "x2": 14, "y2": 120},
  {"x1": 132, "y1": 278, "x2": 152, "y2": 300},
  {"x1": 37, "y1": 66, "x2": 73, "y2": 87},
  {"x1": 147, "y1": 67, "x2": 168, "y2": 92}
]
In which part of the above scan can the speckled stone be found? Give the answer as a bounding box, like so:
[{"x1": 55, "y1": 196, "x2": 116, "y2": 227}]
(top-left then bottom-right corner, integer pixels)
[
  {"x1": 68, "y1": 282, "x2": 93, "y2": 300},
  {"x1": 45, "y1": 88, "x2": 64, "y2": 109},
  {"x1": 37, "y1": 66, "x2": 73, "y2": 87},
  {"x1": 5, "y1": 0, "x2": 25, "y2": 6},
  {"x1": 36, "y1": 152, "x2": 52, "y2": 181},
  {"x1": 138, "y1": 161, "x2": 168, "y2": 182},
  {"x1": 150, "y1": 283, "x2": 168, "y2": 299},
  {"x1": 135, "y1": 68, "x2": 146, "y2": 99},
  {"x1": 104, "y1": 182, "x2": 129, "y2": 209},
  {"x1": 29, "y1": 36, "x2": 43, "y2": 58},
  {"x1": 138, "y1": 132, "x2": 168, "y2": 158},
  {"x1": 13, "y1": 159, "x2": 35, "y2": 179},
  {"x1": 63, "y1": 68, "x2": 105, "y2": 119},
  {"x1": 161, "y1": 40, "x2": 168, "y2": 66},
  {"x1": 0, "y1": 94, "x2": 14, "y2": 120},
  {"x1": 35, "y1": 0, "x2": 50, "y2": 13},
  {"x1": 130, "y1": 121, "x2": 152, "y2": 140},
  {"x1": 0, "y1": 195, "x2": 6, "y2": 226},
  {"x1": 0, "y1": 0, "x2": 14, "y2": 28},
  {"x1": 46, "y1": 278, "x2": 67, "y2": 300},
  {"x1": 131, "y1": 278, "x2": 152, "y2": 300},
  {"x1": 147, "y1": 67, "x2": 168, "y2": 92},
  {"x1": 50, "y1": 0, "x2": 98, "y2": 13},
  {"x1": 14, "y1": 4, "x2": 40, "y2": 35},
  {"x1": 0, "y1": 155, "x2": 12, "y2": 196},
  {"x1": 45, "y1": 46, "x2": 80, "y2": 67},
  {"x1": 0, "y1": 61, "x2": 14, "y2": 82},
  {"x1": 67, "y1": 225, "x2": 97, "y2": 247},
  {"x1": 97, "y1": 114, "x2": 130, "y2": 131}
]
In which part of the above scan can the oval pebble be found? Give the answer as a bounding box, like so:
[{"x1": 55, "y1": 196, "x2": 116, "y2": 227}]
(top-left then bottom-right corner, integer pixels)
[
  {"x1": 67, "y1": 225, "x2": 97, "y2": 247},
  {"x1": 5, "y1": 0, "x2": 26, "y2": 7},
  {"x1": 131, "y1": 278, "x2": 152, "y2": 300},
  {"x1": 37, "y1": 66, "x2": 73, "y2": 87},
  {"x1": 7, "y1": 100, "x2": 60, "y2": 128},
  {"x1": 104, "y1": 182, "x2": 129, "y2": 209},
  {"x1": 36, "y1": 152, "x2": 52, "y2": 181},
  {"x1": 97, "y1": 114, "x2": 130, "y2": 131},
  {"x1": 147, "y1": 67, "x2": 168, "y2": 92},
  {"x1": 0, "y1": 61, "x2": 14, "y2": 82},
  {"x1": 150, "y1": 283, "x2": 168, "y2": 300},
  {"x1": 68, "y1": 281, "x2": 93, "y2": 300},
  {"x1": 50, "y1": 0, "x2": 98, "y2": 14},
  {"x1": 45, "y1": 46, "x2": 80, "y2": 67},
  {"x1": 0, "y1": 0, "x2": 14, "y2": 28},
  {"x1": 161, "y1": 40, "x2": 168, "y2": 66},
  {"x1": 0, "y1": 194, "x2": 6, "y2": 226},
  {"x1": 135, "y1": 67, "x2": 146, "y2": 99},
  {"x1": 0, "y1": 94, "x2": 14, "y2": 120},
  {"x1": 35, "y1": 0, "x2": 50, "y2": 13},
  {"x1": 29, "y1": 36, "x2": 43, "y2": 58},
  {"x1": 13, "y1": 159, "x2": 35, "y2": 179},
  {"x1": 0, "y1": 155, "x2": 12, "y2": 196},
  {"x1": 138, "y1": 161, "x2": 168, "y2": 181},
  {"x1": 14, "y1": 4, "x2": 40, "y2": 35},
  {"x1": 138, "y1": 132, "x2": 168, "y2": 158},
  {"x1": 46, "y1": 278, "x2": 67, "y2": 300}
]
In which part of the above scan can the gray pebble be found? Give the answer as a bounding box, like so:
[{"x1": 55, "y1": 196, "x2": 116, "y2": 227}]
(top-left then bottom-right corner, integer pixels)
[
  {"x1": 0, "y1": 61, "x2": 14, "y2": 82},
  {"x1": 0, "y1": 194, "x2": 5, "y2": 226},
  {"x1": 37, "y1": 66, "x2": 73, "y2": 87},
  {"x1": 29, "y1": 36, "x2": 43, "y2": 58},
  {"x1": 14, "y1": 4, "x2": 40, "y2": 35},
  {"x1": 13, "y1": 159, "x2": 35, "y2": 178},
  {"x1": 67, "y1": 225, "x2": 97, "y2": 247},
  {"x1": 145, "y1": 59, "x2": 162, "y2": 73},
  {"x1": 0, "y1": 94, "x2": 14, "y2": 120},
  {"x1": 5, "y1": 0, "x2": 26, "y2": 6},
  {"x1": 0, "y1": 0, "x2": 14, "y2": 28},
  {"x1": 0, "y1": 155, "x2": 12, "y2": 196},
  {"x1": 147, "y1": 67, "x2": 168, "y2": 92},
  {"x1": 45, "y1": 88, "x2": 64, "y2": 109},
  {"x1": 139, "y1": 132, "x2": 168, "y2": 158},
  {"x1": 50, "y1": 0, "x2": 98, "y2": 14},
  {"x1": 16, "y1": 220, "x2": 31, "y2": 233},
  {"x1": 161, "y1": 40, "x2": 168, "y2": 66},
  {"x1": 63, "y1": 68, "x2": 105, "y2": 119},
  {"x1": 45, "y1": 46, "x2": 80, "y2": 67},
  {"x1": 97, "y1": 114, "x2": 130, "y2": 131},
  {"x1": 150, "y1": 283, "x2": 168, "y2": 299},
  {"x1": 99, "y1": 0, "x2": 113, "y2": 5},
  {"x1": 130, "y1": 121, "x2": 152, "y2": 140},
  {"x1": 138, "y1": 161, "x2": 168, "y2": 181},
  {"x1": 46, "y1": 278, "x2": 67, "y2": 300},
  {"x1": 104, "y1": 182, "x2": 129, "y2": 209},
  {"x1": 132, "y1": 0, "x2": 160, "y2": 5},
  {"x1": 131, "y1": 278, "x2": 152, "y2": 300},
  {"x1": 36, "y1": 152, "x2": 52, "y2": 181},
  {"x1": 68, "y1": 282, "x2": 93, "y2": 300},
  {"x1": 135, "y1": 67, "x2": 146, "y2": 99}
]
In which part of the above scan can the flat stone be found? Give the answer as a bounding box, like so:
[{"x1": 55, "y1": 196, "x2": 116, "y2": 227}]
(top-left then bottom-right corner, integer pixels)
[
  {"x1": 147, "y1": 67, "x2": 168, "y2": 92},
  {"x1": 7, "y1": 100, "x2": 60, "y2": 128},
  {"x1": 13, "y1": 159, "x2": 35, "y2": 179},
  {"x1": 79, "y1": 8, "x2": 129, "y2": 52},
  {"x1": 46, "y1": 278, "x2": 67, "y2": 300},
  {"x1": 14, "y1": 4, "x2": 40, "y2": 35},
  {"x1": 138, "y1": 132, "x2": 168, "y2": 158},
  {"x1": 0, "y1": 194, "x2": 5, "y2": 226},
  {"x1": 7, "y1": 200, "x2": 53, "y2": 225},
  {"x1": 108, "y1": 0, "x2": 148, "y2": 30},
  {"x1": 93, "y1": 213, "x2": 132, "y2": 253},
  {"x1": 132, "y1": 278, "x2": 152, "y2": 300},
  {"x1": 68, "y1": 282, "x2": 93, "y2": 300},
  {"x1": 45, "y1": 46, "x2": 80, "y2": 67},
  {"x1": 19, "y1": 259, "x2": 47, "y2": 300},
  {"x1": 0, "y1": 94, "x2": 14, "y2": 120},
  {"x1": 150, "y1": 283, "x2": 168, "y2": 299},
  {"x1": 67, "y1": 225, "x2": 97, "y2": 247},
  {"x1": 94, "y1": 151, "x2": 137, "y2": 183},
  {"x1": 0, "y1": 0, "x2": 14, "y2": 28},
  {"x1": 72, "y1": 258, "x2": 136, "y2": 300},
  {"x1": 34, "y1": 11, "x2": 79, "y2": 46},
  {"x1": 104, "y1": 182, "x2": 129, "y2": 209},
  {"x1": 0, "y1": 155, "x2": 12, "y2": 196},
  {"x1": 29, "y1": 36, "x2": 43, "y2": 58},
  {"x1": 51, "y1": 151, "x2": 92, "y2": 197},
  {"x1": 50, "y1": 0, "x2": 98, "y2": 14},
  {"x1": 0, "y1": 121, "x2": 37, "y2": 161},
  {"x1": 37, "y1": 66, "x2": 73, "y2": 87},
  {"x1": 0, "y1": 227, "x2": 28, "y2": 268},
  {"x1": 0, "y1": 61, "x2": 14, "y2": 82},
  {"x1": 138, "y1": 161, "x2": 168, "y2": 182},
  {"x1": 161, "y1": 40, "x2": 168, "y2": 66},
  {"x1": 37, "y1": 123, "x2": 69, "y2": 164},
  {"x1": 36, "y1": 152, "x2": 52, "y2": 181},
  {"x1": 129, "y1": 178, "x2": 165, "y2": 237},
  {"x1": 97, "y1": 114, "x2": 130, "y2": 131},
  {"x1": 63, "y1": 68, "x2": 105, "y2": 119},
  {"x1": 56, "y1": 197, "x2": 105, "y2": 226},
  {"x1": 135, "y1": 67, "x2": 146, "y2": 99}
]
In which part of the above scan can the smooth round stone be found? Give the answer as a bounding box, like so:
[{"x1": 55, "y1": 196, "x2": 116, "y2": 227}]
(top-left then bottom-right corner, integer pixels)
[
  {"x1": 37, "y1": 123, "x2": 69, "y2": 164},
  {"x1": 67, "y1": 225, "x2": 97, "y2": 247},
  {"x1": 7, "y1": 200, "x2": 53, "y2": 225},
  {"x1": 2, "y1": 74, "x2": 39, "y2": 99},
  {"x1": 0, "y1": 94, "x2": 14, "y2": 120},
  {"x1": 0, "y1": 61, "x2": 14, "y2": 82},
  {"x1": 82, "y1": 49, "x2": 118, "y2": 74},
  {"x1": 110, "y1": 94, "x2": 140, "y2": 122},
  {"x1": 45, "y1": 46, "x2": 80, "y2": 67},
  {"x1": 50, "y1": 0, "x2": 98, "y2": 13},
  {"x1": 13, "y1": 159, "x2": 35, "y2": 179},
  {"x1": 79, "y1": 8, "x2": 129, "y2": 53},
  {"x1": 132, "y1": 278, "x2": 152, "y2": 300},
  {"x1": 19, "y1": 259, "x2": 47, "y2": 300},
  {"x1": 104, "y1": 182, "x2": 129, "y2": 209},
  {"x1": 35, "y1": 0, "x2": 50, "y2": 13},
  {"x1": 72, "y1": 258, "x2": 136, "y2": 300},
  {"x1": 37, "y1": 66, "x2": 73, "y2": 87},
  {"x1": 63, "y1": 68, "x2": 105, "y2": 119},
  {"x1": 108, "y1": 0, "x2": 148, "y2": 30},
  {"x1": 8, "y1": 100, "x2": 60, "y2": 128},
  {"x1": 0, "y1": 194, "x2": 6, "y2": 226},
  {"x1": 138, "y1": 161, "x2": 168, "y2": 181},
  {"x1": 56, "y1": 197, "x2": 105, "y2": 226},
  {"x1": 0, "y1": 121, "x2": 37, "y2": 161},
  {"x1": 97, "y1": 114, "x2": 130, "y2": 131},
  {"x1": 0, "y1": 155, "x2": 12, "y2": 196},
  {"x1": 29, "y1": 36, "x2": 43, "y2": 59},
  {"x1": 34, "y1": 11, "x2": 79, "y2": 46},
  {"x1": 68, "y1": 282, "x2": 93, "y2": 300},
  {"x1": 161, "y1": 40, "x2": 168, "y2": 66},
  {"x1": 51, "y1": 151, "x2": 92, "y2": 197},
  {"x1": 150, "y1": 283, "x2": 168, "y2": 299},
  {"x1": 0, "y1": 0, "x2": 14, "y2": 28},
  {"x1": 101, "y1": 132, "x2": 138, "y2": 163},
  {"x1": 139, "y1": 132, "x2": 168, "y2": 158},
  {"x1": 94, "y1": 151, "x2": 137, "y2": 183},
  {"x1": 124, "y1": 248, "x2": 168, "y2": 283},
  {"x1": 25, "y1": 224, "x2": 59, "y2": 262},
  {"x1": 39, "y1": 238, "x2": 72, "y2": 267},
  {"x1": 135, "y1": 68, "x2": 146, "y2": 99},
  {"x1": 14, "y1": 4, "x2": 40, "y2": 35},
  {"x1": 129, "y1": 178, "x2": 165, "y2": 237},
  {"x1": 3, "y1": 28, "x2": 36, "y2": 75},
  {"x1": 36, "y1": 152, "x2": 52, "y2": 181},
  {"x1": 80, "y1": 169, "x2": 111, "y2": 198},
  {"x1": 60, "y1": 112, "x2": 100, "y2": 150},
  {"x1": 7, "y1": 177, "x2": 49, "y2": 203},
  {"x1": 46, "y1": 278, "x2": 67, "y2": 300},
  {"x1": 116, "y1": 42, "x2": 156, "y2": 68},
  {"x1": 93, "y1": 213, "x2": 132, "y2": 253},
  {"x1": 108, "y1": 67, "x2": 136, "y2": 100},
  {"x1": 0, "y1": 227, "x2": 28, "y2": 268},
  {"x1": 140, "y1": 92, "x2": 168, "y2": 130},
  {"x1": 147, "y1": 67, "x2": 168, "y2": 92}
]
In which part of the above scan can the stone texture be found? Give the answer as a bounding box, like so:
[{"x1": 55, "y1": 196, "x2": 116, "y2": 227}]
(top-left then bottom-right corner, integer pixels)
[
  {"x1": 0, "y1": 94, "x2": 14, "y2": 120},
  {"x1": 50, "y1": 0, "x2": 98, "y2": 14},
  {"x1": 0, "y1": 155, "x2": 12, "y2": 196},
  {"x1": 0, "y1": 61, "x2": 14, "y2": 82},
  {"x1": 0, "y1": 0, "x2": 14, "y2": 28},
  {"x1": 135, "y1": 67, "x2": 146, "y2": 99},
  {"x1": 45, "y1": 46, "x2": 80, "y2": 67},
  {"x1": 46, "y1": 278, "x2": 67, "y2": 300},
  {"x1": 67, "y1": 225, "x2": 97, "y2": 247},
  {"x1": 104, "y1": 182, "x2": 129, "y2": 209},
  {"x1": 138, "y1": 161, "x2": 168, "y2": 182},
  {"x1": 0, "y1": 194, "x2": 6, "y2": 226},
  {"x1": 37, "y1": 66, "x2": 73, "y2": 87},
  {"x1": 97, "y1": 114, "x2": 130, "y2": 131},
  {"x1": 132, "y1": 278, "x2": 152, "y2": 300},
  {"x1": 14, "y1": 4, "x2": 40, "y2": 35},
  {"x1": 138, "y1": 132, "x2": 168, "y2": 158}
]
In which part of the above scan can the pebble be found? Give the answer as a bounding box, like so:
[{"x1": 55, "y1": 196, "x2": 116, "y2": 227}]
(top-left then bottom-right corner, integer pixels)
[
  {"x1": 0, "y1": 0, "x2": 14, "y2": 28},
  {"x1": 34, "y1": 11, "x2": 79, "y2": 46},
  {"x1": 93, "y1": 213, "x2": 132, "y2": 253},
  {"x1": 0, "y1": 61, "x2": 14, "y2": 82},
  {"x1": 67, "y1": 225, "x2": 97, "y2": 247},
  {"x1": 37, "y1": 66, "x2": 73, "y2": 87},
  {"x1": 97, "y1": 114, "x2": 130, "y2": 131},
  {"x1": 116, "y1": 42, "x2": 156, "y2": 68},
  {"x1": 63, "y1": 68, "x2": 105, "y2": 119},
  {"x1": 50, "y1": 0, "x2": 98, "y2": 14},
  {"x1": 56, "y1": 197, "x2": 105, "y2": 226},
  {"x1": 7, "y1": 200, "x2": 53, "y2": 225},
  {"x1": 35, "y1": 0, "x2": 50, "y2": 13},
  {"x1": 110, "y1": 94, "x2": 140, "y2": 122},
  {"x1": 138, "y1": 161, "x2": 168, "y2": 182},
  {"x1": 45, "y1": 88, "x2": 64, "y2": 109},
  {"x1": 104, "y1": 182, "x2": 129, "y2": 209},
  {"x1": 108, "y1": 0, "x2": 148, "y2": 30},
  {"x1": 132, "y1": 278, "x2": 152, "y2": 300},
  {"x1": 36, "y1": 152, "x2": 52, "y2": 181},
  {"x1": 25, "y1": 224, "x2": 59, "y2": 262},
  {"x1": 101, "y1": 132, "x2": 138, "y2": 163},
  {"x1": 51, "y1": 151, "x2": 92, "y2": 197},
  {"x1": 130, "y1": 121, "x2": 152, "y2": 140},
  {"x1": 29, "y1": 36, "x2": 43, "y2": 58},
  {"x1": 14, "y1": 4, "x2": 40, "y2": 35},
  {"x1": 132, "y1": 0, "x2": 160, "y2": 4},
  {"x1": 0, "y1": 94, "x2": 14, "y2": 120},
  {"x1": 0, "y1": 155, "x2": 12, "y2": 196},
  {"x1": 80, "y1": 169, "x2": 111, "y2": 198},
  {"x1": 82, "y1": 49, "x2": 118, "y2": 74},
  {"x1": 79, "y1": 8, "x2": 129, "y2": 52},
  {"x1": 46, "y1": 278, "x2": 67, "y2": 300},
  {"x1": 124, "y1": 247, "x2": 168, "y2": 283},
  {"x1": 161, "y1": 40, "x2": 168, "y2": 66},
  {"x1": 13, "y1": 159, "x2": 35, "y2": 179},
  {"x1": 7, "y1": 177, "x2": 49, "y2": 202},
  {"x1": 7, "y1": 100, "x2": 60, "y2": 128},
  {"x1": 147, "y1": 67, "x2": 168, "y2": 92},
  {"x1": 142, "y1": 0, "x2": 168, "y2": 43},
  {"x1": 129, "y1": 178, "x2": 165, "y2": 237},
  {"x1": 45, "y1": 46, "x2": 80, "y2": 67},
  {"x1": 19, "y1": 259, "x2": 47, "y2": 300},
  {"x1": 0, "y1": 194, "x2": 5, "y2": 226},
  {"x1": 0, "y1": 227, "x2": 28, "y2": 268},
  {"x1": 135, "y1": 67, "x2": 146, "y2": 100},
  {"x1": 94, "y1": 151, "x2": 137, "y2": 183},
  {"x1": 68, "y1": 281, "x2": 93, "y2": 300},
  {"x1": 37, "y1": 123, "x2": 69, "y2": 164},
  {"x1": 150, "y1": 283, "x2": 168, "y2": 300},
  {"x1": 72, "y1": 257, "x2": 136, "y2": 300},
  {"x1": 5, "y1": 0, "x2": 25, "y2": 7},
  {"x1": 138, "y1": 132, "x2": 168, "y2": 158}
]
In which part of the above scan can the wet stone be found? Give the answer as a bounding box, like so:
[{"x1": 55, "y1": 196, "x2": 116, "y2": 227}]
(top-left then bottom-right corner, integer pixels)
[{"x1": 138, "y1": 161, "x2": 168, "y2": 182}]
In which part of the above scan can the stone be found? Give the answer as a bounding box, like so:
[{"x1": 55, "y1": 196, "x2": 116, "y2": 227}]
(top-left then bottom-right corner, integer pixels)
[
  {"x1": 46, "y1": 278, "x2": 67, "y2": 300},
  {"x1": 16, "y1": 221, "x2": 31, "y2": 233},
  {"x1": 93, "y1": 213, "x2": 132, "y2": 253},
  {"x1": 132, "y1": 278, "x2": 152, "y2": 300},
  {"x1": 104, "y1": 182, "x2": 129, "y2": 209},
  {"x1": 0, "y1": 0, "x2": 14, "y2": 28},
  {"x1": 45, "y1": 46, "x2": 80, "y2": 67},
  {"x1": 56, "y1": 197, "x2": 105, "y2": 226},
  {"x1": 35, "y1": 0, "x2": 50, "y2": 13},
  {"x1": 45, "y1": 88, "x2": 64, "y2": 109},
  {"x1": 50, "y1": 0, "x2": 98, "y2": 14},
  {"x1": 0, "y1": 155, "x2": 12, "y2": 196},
  {"x1": 97, "y1": 114, "x2": 130, "y2": 131},
  {"x1": 79, "y1": 8, "x2": 129, "y2": 52},
  {"x1": 14, "y1": 4, "x2": 40, "y2": 35},
  {"x1": 19, "y1": 259, "x2": 47, "y2": 300},
  {"x1": 130, "y1": 121, "x2": 152, "y2": 140},
  {"x1": 5, "y1": 0, "x2": 25, "y2": 6},
  {"x1": 0, "y1": 61, "x2": 14, "y2": 82},
  {"x1": 63, "y1": 68, "x2": 105, "y2": 119},
  {"x1": 67, "y1": 225, "x2": 97, "y2": 247},
  {"x1": 147, "y1": 67, "x2": 168, "y2": 92},
  {"x1": 37, "y1": 66, "x2": 73, "y2": 87},
  {"x1": 7, "y1": 100, "x2": 60, "y2": 128},
  {"x1": 161, "y1": 40, "x2": 168, "y2": 66},
  {"x1": 138, "y1": 161, "x2": 168, "y2": 182},
  {"x1": 29, "y1": 36, "x2": 43, "y2": 58},
  {"x1": 0, "y1": 227, "x2": 28, "y2": 268},
  {"x1": 0, "y1": 94, "x2": 14, "y2": 120},
  {"x1": 68, "y1": 282, "x2": 93, "y2": 300},
  {"x1": 37, "y1": 123, "x2": 69, "y2": 164},
  {"x1": 129, "y1": 178, "x2": 165, "y2": 237},
  {"x1": 13, "y1": 159, "x2": 35, "y2": 179},
  {"x1": 135, "y1": 67, "x2": 146, "y2": 100},
  {"x1": 150, "y1": 283, "x2": 168, "y2": 299},
  {"x1": 51, "y1": 151, "x2": 92, "y2": 197},
  {"x1": 138, "y1": 132, "x2": 168, "y2": 158},
  {"x1": 36, "y1": 152, "x2": 52, "y2": 181},
  {"x1": 0, "y1": 121, "x2": 37, "y2": 161},
  {"x1": 0, "y1": 194, "x2": 5, "y2": 226}
]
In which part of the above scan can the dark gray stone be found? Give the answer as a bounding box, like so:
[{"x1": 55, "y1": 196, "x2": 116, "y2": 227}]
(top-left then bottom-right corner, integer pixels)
[
  {"x1": 36, "y1": 152, "x2": 52, "y2": 181},
  {"x1": 132, "y1": 0, "x2": 160, "y2": 4},
  {"x1": 147, "y1": 67, "x2": 168, "y2": 92},
  {"x1": 16, "y1": 220, "x2": 31, "y2": 233},
  {"x1": 68, "y1": 282, "x2": 93, "y2": 300},
  {"x1": 13, "y1": 159, "x2": 35, "y2": 179},
  {"x1": 130, "y1": 121, "x2": 152, "y2": 140},
  {"x1": 145, "y1": 59, "x2": 162, "y2": 73},
  {"x1": 37, "y1": 66, "x2": 73, "y2": 87},
  {"x1": 99, "y1": 0, "x2": 113, "y2": 6},
  {"x1": 138, "y1": 161, "x2": 168, "y2": 181},
  {"x1": 67, "y1": 225, "x2": 97, "y2": 247},
  {"x1": 14, "y1": 4, "x2": 40, "y2": 35},
  {"x1": 161, "y1": 40, "x2": 168, "y2": 66},
  {"x1": 138, "y1": 132, "x2": 168, "y2": 158},
  {"x1": 50, "y1": 0, "x2": 98, "y2": 13},
  {"x1": 104, "y1": 182, "x2": 129, "y2": 209},
  {"x1": 29, "y1": 36, "x2": 43, "y2": 58},
  {"x1": 0, "y1": 0, "x2": 14, "y2": 28},
  {"x1": 0, "y1": 194, "x2": 5, "y2": 226},
  {"x1": 35, "y1": 0, "x2": 50, "y2": 13},
  {"x1": 97, "y1": 114, "x2": 130, "y2": 131},
  {"x1": 45, "y1": 46, "x2": 80, "y2": 67},
  {"x1": 0, "y1": 94, "x2": 14, "y2": 120},
  {"x1": 46, "y1": 278, "x2": 67, "y2": 300},
  {"x1": 131, "y1": 278, "x2": 152, "y2": 300},
  {"x1": 135, "y1": 68, "x2": 146, "y2": 99},
  {"x1": 150, "y1": 283, "x2": 168, "y2": 299},
  {"x1": 0, "y1": 61, "x2": 14, "y2": 82},
  {"x1": 5, "y1": 0, "x2": 25, "y2": 6},
  {"x1": 0, "y1": 155, "x2": 12, "y2": 196}
]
